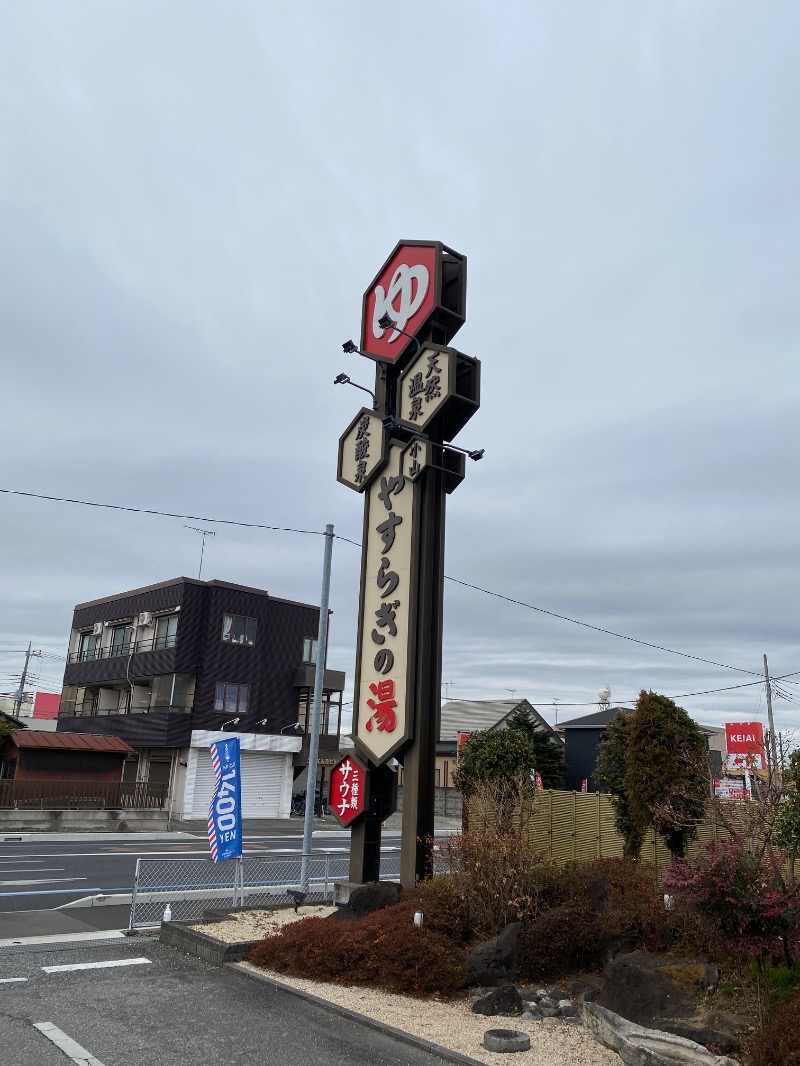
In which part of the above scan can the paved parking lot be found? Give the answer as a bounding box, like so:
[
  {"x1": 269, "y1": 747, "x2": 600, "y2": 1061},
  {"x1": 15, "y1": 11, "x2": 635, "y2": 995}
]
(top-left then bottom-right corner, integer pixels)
[{"x1": 1, "y1": 936, "x2": 455, "y2": 1066}]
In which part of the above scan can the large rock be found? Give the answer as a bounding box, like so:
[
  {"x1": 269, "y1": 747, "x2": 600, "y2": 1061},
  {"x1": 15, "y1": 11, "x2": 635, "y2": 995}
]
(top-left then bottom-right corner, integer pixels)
[
  {"x1": 599, "y1": 951, "x2": 744, "y2": 1051},
  {"x1": 332, "y1": 881, "x2": 401, "y2": 920},
  {"x1": 581, "y1": 1000, "x2": 740, "y2": 1066},
  {"x1": 600, "y1": 951, "x2": 720, "y2": 1022},
  {"x1": 463, "y1": 922, "x2": 522, "y2": 986},
  {"x1": 471, "y1": 985, "x2": 524, "y2": 1016}
]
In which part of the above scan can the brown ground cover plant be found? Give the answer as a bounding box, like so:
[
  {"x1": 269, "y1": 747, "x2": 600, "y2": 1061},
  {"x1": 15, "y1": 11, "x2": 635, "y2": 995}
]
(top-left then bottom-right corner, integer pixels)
[
  {"x1": 519, "y1": 857, "x2": 672, "y2": 979},
  {"x1": 748, "y1": 991, "x2": 800, "y2": 1066},
  {"x1": 247, "y1": 891, "x2": 467, "y2": 999}
]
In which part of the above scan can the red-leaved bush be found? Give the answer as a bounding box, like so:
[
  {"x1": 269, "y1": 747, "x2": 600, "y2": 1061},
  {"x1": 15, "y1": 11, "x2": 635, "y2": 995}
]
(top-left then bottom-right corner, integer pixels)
[{"x1": 662, "y1": 839, "x2": 800, "y2": 967}]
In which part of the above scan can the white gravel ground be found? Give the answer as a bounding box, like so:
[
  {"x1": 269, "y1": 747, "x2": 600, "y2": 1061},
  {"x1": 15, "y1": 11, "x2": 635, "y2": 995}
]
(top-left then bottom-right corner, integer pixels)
[{"x1": 199, "y1": 909, "x2": 617, "y2": 1066}]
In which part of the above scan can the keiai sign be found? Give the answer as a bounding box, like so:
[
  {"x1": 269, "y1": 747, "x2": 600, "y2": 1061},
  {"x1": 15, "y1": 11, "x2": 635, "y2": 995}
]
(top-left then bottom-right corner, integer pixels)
[
  {"x1": 337, "y1": 240, "x2": 481, "y2": 886},
  {"x1": 207, "y1": 737, "x2": 242, "y2": 863}
]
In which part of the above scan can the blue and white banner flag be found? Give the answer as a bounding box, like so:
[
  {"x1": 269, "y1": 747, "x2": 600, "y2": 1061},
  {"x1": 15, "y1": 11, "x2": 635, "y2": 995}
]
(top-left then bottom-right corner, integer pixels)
[{"x1": 208, "y1": 737, "x2": 243, "y2": 863}]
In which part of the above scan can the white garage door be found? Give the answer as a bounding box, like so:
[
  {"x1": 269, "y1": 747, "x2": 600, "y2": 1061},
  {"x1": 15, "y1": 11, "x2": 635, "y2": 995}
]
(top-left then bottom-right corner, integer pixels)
[{"x1": 191, "y1": 750, "x2": 285, "y2": 818}]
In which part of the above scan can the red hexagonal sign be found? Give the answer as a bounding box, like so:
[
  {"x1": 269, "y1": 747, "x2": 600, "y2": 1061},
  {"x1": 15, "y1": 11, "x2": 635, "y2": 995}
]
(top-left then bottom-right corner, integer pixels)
[
  {"x1": 329, "y1": 753, "x2": 367, "y2": 826},
  {"x1": 359, "y1": 240, "x2": 466, "y2": 365}
]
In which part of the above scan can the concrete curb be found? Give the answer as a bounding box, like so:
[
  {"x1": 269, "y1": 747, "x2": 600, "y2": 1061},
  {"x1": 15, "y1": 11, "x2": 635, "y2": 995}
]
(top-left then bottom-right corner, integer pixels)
[
  {"x1": 58, "y1": 893, "x2": 133, "y2": 909},
  {"x1": 160, "y1": 921, "x2": 258, "y2": 966},
  {"x1": 227, "y1": 963, "x2": 488, "y2": 1066}
]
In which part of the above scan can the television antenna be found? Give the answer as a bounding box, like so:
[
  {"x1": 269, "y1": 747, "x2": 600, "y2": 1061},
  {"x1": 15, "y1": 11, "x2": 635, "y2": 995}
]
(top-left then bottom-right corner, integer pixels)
[{"x1": 184, "y1": 525, "x2": 216, "y2": 579}]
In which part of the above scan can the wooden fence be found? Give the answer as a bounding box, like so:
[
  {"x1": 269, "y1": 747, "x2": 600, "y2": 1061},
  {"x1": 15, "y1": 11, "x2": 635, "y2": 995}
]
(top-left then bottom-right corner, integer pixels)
[
  {"x1": 517, "y1": 790, "x2": 741, "y2": 878},
  {"x1": 0, "y1": 779, "x2": 168, "y2": 810}
]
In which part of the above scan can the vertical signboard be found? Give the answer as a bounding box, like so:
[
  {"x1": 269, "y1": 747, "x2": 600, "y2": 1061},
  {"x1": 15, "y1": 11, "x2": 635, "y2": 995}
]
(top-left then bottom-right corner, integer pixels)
[
  {"x1": 337, "y1": 239, "x2": 478, "y2": 887},
  {"x1": 330, "y1": 753, "x2": 367, "y2": 826},
  {"x1": 352, "y1": 445, "x2": 417, "y2": 765},
  {"x1": 208, "y1": 737, "x2": 243, "y2": 863}
]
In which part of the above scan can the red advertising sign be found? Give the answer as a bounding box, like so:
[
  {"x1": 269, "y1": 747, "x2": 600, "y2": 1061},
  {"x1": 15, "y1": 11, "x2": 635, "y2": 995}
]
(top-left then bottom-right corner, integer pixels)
[
  {"x1": 329, "y1": 753, "x2": 367, "y2": 826},
  {"x1": 361, "y1": 243, "x2": 437, "y2": 363},
  {"x1": 725, "y1": 722, "x2": 765, "y2": 756}
]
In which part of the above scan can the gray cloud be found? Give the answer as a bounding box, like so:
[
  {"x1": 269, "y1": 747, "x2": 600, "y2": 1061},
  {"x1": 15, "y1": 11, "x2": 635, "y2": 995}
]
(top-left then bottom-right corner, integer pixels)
[{"x1": 1, "y1": 2, "x2": 798, "y2": 741}]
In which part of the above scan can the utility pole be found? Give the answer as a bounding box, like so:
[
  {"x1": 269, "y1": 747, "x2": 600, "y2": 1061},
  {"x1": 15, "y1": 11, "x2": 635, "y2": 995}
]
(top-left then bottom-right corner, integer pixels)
[
  {"x1": 13, "y1": 642, "x2": 39, "y2": 716},
  {"x1": 300, "y1": 524, "x2": 334, "y2": 893},
  {"x1": 763, "y1": 653, "x2": 779, "y2": 782}
]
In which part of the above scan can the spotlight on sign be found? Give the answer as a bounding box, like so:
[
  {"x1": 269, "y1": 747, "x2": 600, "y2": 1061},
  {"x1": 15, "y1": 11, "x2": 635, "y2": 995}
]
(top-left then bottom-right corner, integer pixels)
[
  {"x1": 377, "y1": 313, "x2": 420, "y2": 354},
  {"x1": 334, "y1": 373, "x2": 377, "y2": 409},
  {"x1": 342, "y1": 339, "x2": 359, "y2": 354}
]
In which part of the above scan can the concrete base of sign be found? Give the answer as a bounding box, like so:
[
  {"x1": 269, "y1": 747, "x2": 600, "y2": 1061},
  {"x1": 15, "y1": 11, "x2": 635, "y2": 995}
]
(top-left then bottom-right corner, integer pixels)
[{"x1": 332, "y1": 879, "x2": 401, "y2": 909}]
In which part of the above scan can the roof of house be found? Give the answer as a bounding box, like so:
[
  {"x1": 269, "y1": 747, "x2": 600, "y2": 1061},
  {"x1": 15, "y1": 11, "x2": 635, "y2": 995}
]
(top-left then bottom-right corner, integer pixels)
[
  {"x1": 9, "y1": 730, "x2": 134, "y2": 754},
  {"x1": 439, "y1": 699, "x2": 559, "y2": 743},
  {"x1": 558, "y1": 707, "x2": 632, "y2": 729},
  {"x1": 0, "y1": 710, "x2": 26, "y2": 728}
]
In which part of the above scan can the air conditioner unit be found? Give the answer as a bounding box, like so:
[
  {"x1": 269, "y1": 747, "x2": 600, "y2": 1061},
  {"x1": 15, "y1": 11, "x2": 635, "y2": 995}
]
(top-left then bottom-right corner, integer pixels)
[
  {"x1": 138, "y1": 612, "x2": 154, "y2": 627},
  {"x1": 92, "y1": 622, "x2": 103, "y2": 636}
]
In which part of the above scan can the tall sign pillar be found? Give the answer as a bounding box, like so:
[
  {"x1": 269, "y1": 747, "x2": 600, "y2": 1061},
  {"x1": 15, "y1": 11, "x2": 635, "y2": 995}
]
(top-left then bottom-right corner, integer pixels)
[{"x1": 336, "y1": 241, "x2": 481, "y2": 887}]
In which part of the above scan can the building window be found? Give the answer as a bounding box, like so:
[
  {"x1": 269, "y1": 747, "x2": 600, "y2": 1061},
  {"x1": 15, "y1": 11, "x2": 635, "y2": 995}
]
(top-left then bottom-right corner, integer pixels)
[
  {"x1": 221, "y1": 614, "x2": 256, "y2": 647},
  {"x1": 302, "y1": 637, "x2": 319, "y2": 663},
  {"x1": 214, "y1": 682, "x2": 250, "y2": 715},
  {"x1": 154, "y1": 614, "x2": 179, "y2": 650},
  {"x1": 109, "y1": 625, "x2": 133, "y2": 658},
  {"x1": 78, "y1": 631, "x2": 100, "y2": 662}
]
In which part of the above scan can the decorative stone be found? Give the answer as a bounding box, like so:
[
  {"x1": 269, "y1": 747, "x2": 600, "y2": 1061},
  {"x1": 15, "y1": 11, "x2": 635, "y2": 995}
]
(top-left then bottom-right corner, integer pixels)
[
  {"x1": 471, "y1": 985, "x2": 523, "y2": 1017},
  {"x1": 580, "y1": 1001, "x2": 740, "y2": 1066},
  {"x1": 483, "y1": 1029, "x2": 531, "y2": 1053},
  {"x1": 539, "y1": 1006, "x2": 560, "y2": 1018},
  {"x1": 463, "y1": 922, "x2": 522, "y2": 986},
  {"x1": 538, "y1": 996, "x2": 558, "y2": 1010},
  {"x1": 520, "y1": 1007, "x2": 542, "y2": 1021},
  {"x1": 600, "y1": 951, "x2": 720, "y2": 1023},
  {"x1": 517, "y1": 986, "x2": 540, "y2": 1002},
  {"x1": 331, "y1": 881, "x2": 400, "y2": 920},
  {"x1": 548, "y1": 985, "x2": 569, "y2": 1002},
  {"x1": 559, "y1": 1004, "x2": 579, "y2": 1019}
]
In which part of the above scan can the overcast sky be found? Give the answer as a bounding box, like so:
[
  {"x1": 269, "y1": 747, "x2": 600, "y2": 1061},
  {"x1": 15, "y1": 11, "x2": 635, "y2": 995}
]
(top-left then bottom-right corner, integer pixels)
[{"x1": 1, "y1": 2, "x2": 798, "y2": 737}]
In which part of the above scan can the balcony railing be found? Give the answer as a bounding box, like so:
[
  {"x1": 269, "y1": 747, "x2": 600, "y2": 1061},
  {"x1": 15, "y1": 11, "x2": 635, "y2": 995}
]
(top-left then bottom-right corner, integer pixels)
[
  {"x1": 61, "y1": 702, "x2": 193, "y2": 718},
  {"x1": 0, "y1": 779, "x2": 168, "y2": 810},
  {"x1": 69, "y1": 633, "x2": 177, "y2": 663}
]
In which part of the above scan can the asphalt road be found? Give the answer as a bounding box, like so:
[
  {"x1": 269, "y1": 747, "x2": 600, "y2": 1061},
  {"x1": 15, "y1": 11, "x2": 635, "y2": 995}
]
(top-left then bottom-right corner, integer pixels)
[
  {"x1": 0, "y1": 937, "x2": 455, "y2": 1066},
  {"x1": 0, "y1": 832, "x2": 406, "y2": 912}
]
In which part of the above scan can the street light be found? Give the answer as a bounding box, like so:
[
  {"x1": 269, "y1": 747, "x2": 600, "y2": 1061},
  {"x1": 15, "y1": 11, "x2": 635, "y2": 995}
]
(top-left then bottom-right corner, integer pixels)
[
  {"x1": 377, "y1": 313, "x2": 421, "y2": 355},
  {"x1": 381, "y1": 416, "x2": 485, "y2": 461},
  {"x1": 333, "y1": 373, "x2": 378, "y2": 409}
]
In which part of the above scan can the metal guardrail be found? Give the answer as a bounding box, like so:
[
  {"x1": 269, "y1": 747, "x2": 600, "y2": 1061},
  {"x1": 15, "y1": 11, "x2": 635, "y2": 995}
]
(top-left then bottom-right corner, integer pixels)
[
  {"x1": 129, "y1": 845, "x2": 450, "y2": 928},
  {"x1": 0, "y1": 779, "x2": 167, "y2": 810},
  {"x1": 129, "y1": 852, "x2": 351, "y2": 928}
]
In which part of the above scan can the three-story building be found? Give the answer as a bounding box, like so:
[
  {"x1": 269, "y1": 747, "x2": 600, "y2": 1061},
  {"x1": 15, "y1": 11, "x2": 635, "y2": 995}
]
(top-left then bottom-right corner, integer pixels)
[{"x1": 57, "y1": 577, "x2": 344, "y2": 818}]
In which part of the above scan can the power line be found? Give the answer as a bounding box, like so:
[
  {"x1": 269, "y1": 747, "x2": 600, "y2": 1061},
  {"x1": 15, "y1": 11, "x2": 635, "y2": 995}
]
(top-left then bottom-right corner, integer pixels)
[
  {"x1": 0, "y1": 488, "x2": 329, "y2": 540},
  {"x1": 0, "y1": 485, "x2": 778, "y2": 680},
  {"x1": 443, "y1": 576, "x2": 762, "y2": 676}
]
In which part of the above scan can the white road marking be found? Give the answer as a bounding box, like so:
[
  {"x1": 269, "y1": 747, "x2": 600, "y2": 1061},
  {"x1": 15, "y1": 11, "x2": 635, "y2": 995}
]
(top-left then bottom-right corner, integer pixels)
[
  {"x1": 0, "y1": 868, "x2": 66, "y2": 874},
  {"x1": 0, "y1": 977, "x2": 28, "y2": 983},
  {"x1": 32, "y1": 1021, "x2": 106, "y2": 1066},
  {"x1": 0, "y1": 878, "x2": 86, "y2": 886},
  {"x1": 42, "y1": 957, "x2": 151, "y2": 974},
  {"x1": 0, "y1": 929, "x2": 126, "y2": 948}
]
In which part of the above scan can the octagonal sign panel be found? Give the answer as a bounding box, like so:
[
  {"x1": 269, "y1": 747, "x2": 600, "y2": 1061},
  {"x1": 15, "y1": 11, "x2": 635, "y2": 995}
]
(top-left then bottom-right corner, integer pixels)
[
  {"x1": 329, "y1": 753, "x2": 367, "y2": 826},
  {"x1": 337, "y1": 408, "x2": 388, "y2": 492}
]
